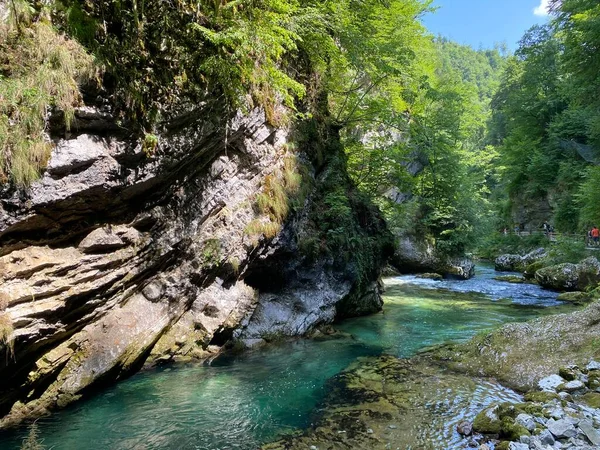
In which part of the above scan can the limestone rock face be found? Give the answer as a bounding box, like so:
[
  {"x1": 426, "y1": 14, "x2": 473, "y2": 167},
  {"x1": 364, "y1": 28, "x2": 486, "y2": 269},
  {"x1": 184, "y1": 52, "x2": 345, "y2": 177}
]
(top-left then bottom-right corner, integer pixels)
[
  {"x1": 0, "y1": 106, "x2": 390, "y2": 427},
  {"x1": 392, "y1": 235, "x2": 475, "y2": 279}
]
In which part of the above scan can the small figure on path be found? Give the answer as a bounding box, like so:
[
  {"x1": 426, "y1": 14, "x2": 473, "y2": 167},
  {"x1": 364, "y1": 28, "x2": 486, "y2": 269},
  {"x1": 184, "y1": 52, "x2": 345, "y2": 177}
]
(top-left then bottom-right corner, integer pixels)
[{"x1": 592, "y1": 226, "x2": 599, "y2": 246}]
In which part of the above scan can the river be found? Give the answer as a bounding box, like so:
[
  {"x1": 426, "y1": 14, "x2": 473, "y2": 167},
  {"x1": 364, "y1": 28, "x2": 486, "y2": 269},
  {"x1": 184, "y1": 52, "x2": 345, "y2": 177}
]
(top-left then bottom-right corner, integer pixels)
[{"x1": 0, "y1": 264, "x2": 577, "y2": 449}]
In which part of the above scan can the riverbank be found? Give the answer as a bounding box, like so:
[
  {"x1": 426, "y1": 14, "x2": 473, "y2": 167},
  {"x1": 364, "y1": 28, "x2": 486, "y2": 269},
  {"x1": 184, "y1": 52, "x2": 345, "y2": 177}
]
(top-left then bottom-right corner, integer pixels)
[{"x1": 0, "y1": 265, "x2": 570, "y2": 448}]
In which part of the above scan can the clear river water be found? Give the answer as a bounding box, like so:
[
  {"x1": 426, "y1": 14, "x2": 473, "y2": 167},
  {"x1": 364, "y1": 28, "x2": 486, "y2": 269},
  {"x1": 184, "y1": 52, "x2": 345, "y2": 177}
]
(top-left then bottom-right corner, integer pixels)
[{"x1": 0, "y1": 264, "x2": 578, "y2": 449}]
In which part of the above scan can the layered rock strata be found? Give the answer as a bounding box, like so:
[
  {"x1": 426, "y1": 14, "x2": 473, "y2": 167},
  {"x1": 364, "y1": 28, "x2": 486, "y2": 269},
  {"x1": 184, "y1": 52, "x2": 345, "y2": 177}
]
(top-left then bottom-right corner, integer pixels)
[{"x1": 0, "y1": 105, "x2": 390, "y2": 427}]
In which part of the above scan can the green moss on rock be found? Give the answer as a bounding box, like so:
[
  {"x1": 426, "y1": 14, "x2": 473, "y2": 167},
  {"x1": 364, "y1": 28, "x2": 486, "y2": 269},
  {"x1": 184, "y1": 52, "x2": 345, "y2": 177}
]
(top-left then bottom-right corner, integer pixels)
[
  {"x1": 473, "y1": 406, "x2": 502, "y2": 434},
  {"x1": 557, "y1": 291, "x2": 591, "y2": 303},
  {"x1": 581, "y1": 392, "x2": 600, "y2": 408},
  {"x1": 524, "y1": 391, "x2": 560, "y2": 403}
]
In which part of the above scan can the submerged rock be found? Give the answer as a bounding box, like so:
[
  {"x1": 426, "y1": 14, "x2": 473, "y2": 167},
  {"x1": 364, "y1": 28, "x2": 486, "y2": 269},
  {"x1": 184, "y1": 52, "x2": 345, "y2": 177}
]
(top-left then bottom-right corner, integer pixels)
[
  {"x1": 263, "y1": 355, "x2": 520, "y2": 450},
  {"x1": 494, "y1": 275, "x2": 527, "y2": 284},
  {"x1": 557, "y1": 291, "x2": 592, "y2": 303},
  {"x1": 427, "y1": 301, "x2": 600, "y2": 391}
]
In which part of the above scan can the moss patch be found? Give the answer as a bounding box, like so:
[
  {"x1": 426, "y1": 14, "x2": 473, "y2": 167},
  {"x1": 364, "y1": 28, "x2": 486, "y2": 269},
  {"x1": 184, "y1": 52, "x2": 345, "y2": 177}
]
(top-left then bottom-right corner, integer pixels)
[{"x1": 581, "y1": 392, "x2": 600, "y2": 408}]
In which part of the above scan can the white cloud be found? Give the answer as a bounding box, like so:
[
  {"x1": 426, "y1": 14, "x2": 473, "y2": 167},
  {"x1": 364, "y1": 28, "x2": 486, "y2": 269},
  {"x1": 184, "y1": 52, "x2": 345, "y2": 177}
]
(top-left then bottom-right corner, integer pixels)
[{"x1": 534, "y1": 0, "x2": 552, "y2": 16}]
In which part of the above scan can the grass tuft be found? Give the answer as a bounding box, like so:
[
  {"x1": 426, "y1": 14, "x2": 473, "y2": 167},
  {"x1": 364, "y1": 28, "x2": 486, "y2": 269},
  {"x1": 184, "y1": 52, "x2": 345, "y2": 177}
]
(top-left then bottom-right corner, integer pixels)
[
  {"x1": 0, "y1": 312, "x2": 14, "y2": 359},
  {"x1": 245, "y1": 154, "x2": 311, "y2": 239},
  {"x1": 0, "y1": 6, "x2": 97, "y2": 186}
]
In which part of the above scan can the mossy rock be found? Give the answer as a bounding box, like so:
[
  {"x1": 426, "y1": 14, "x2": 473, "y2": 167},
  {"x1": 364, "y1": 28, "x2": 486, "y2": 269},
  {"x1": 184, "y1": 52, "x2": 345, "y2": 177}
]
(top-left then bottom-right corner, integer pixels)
[
  {"x1": 581, "y1": 392, "x2": 600, "y2": 408},
  {"x1": 500, "y1": 416, "x2": 530, "y2": 441},
  {"x1": 535, "y1": 263, "x2": 579, "y2": 291},
  {"x1": 416, "y1": 273, "x2": 443, "y2": 281},
  {"x1": 557, "y1": 291, "x2": 591, "y2": 303},
  {"x1": 587, "y1": 372, "x2": 600, "y2": 389},
  {"x1": 514, "y1": 402, "x2": 544, "y2": 417},
  {"x1": 473, "y1": 405, "x2": 502, "y2": 434},
  {"x1": 558, "y1": 366, "x2": 578, "y2": 381},
  {"x1": 495, "y1": 441, "x2": 510, "y2": 450},
  {"x1": 524, "y1": 391, "x2": 560, "y2": 403},
  {"x1": 494, "y1": 275, "x2": 526, "y2": 284},
  {"x1": 524, "y1": 260, "x2": 546, "y2": 280}
]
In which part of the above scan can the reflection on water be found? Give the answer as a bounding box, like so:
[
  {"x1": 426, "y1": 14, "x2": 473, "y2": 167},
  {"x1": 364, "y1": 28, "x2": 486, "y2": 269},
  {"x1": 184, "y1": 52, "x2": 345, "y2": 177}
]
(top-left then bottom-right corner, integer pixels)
[{"x1": 0, "y1": 264, "x2": 574, "y2": 449}]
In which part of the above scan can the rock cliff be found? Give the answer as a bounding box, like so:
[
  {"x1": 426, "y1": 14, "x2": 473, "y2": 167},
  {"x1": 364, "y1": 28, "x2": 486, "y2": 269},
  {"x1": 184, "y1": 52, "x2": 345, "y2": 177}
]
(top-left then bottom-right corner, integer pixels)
[{"x1": 0, "y1": 103, "x2": 392, "y2": 427}]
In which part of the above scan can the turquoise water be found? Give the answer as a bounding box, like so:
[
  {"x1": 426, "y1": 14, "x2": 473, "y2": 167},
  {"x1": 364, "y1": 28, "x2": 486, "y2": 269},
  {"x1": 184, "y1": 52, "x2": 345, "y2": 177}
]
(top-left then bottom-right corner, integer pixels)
[{"x1": 0, "y1": 265, "x2": 574, "y2": 449}]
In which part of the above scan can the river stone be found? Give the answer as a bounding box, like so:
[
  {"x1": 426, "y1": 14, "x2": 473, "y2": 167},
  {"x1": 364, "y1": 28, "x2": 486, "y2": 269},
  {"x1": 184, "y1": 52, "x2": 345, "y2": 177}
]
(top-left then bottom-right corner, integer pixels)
[
  {"x1": 508, "y1": 442, "x2": 528, "y2": 450},
  {"x1": 79, "y1": 227, "x2": 126, "y2": 253},
  {"x1": 559, "y1": 366, "x2": 578, "y2": 381},
  {"x1": 579, "y1": 420, "x2": 600, "y2": 446},
  {"x1": 516, "y1": 413, "x2": 536, "y2": 432},
  {"x1": 457, "y1": 420, "x2": 473, "y2": 436},
  {"x1": 539, "y1": 374, "x2": 566, "y2": 392},
  {"x1": 539, "y1": 429, "x2": 556, "y2": 446},
  {"x1": 587, "y1": 361, "x2": 600, "y2": 371},
  {"x1": 546, "y1": 418, "x2": 577, "y2": 439},
  {"x1": 473, "y1": 405, "x2": 502, "y2": 434},
  {"x1": 561, "y1": 380, "x2": 586, "y2": 392}
]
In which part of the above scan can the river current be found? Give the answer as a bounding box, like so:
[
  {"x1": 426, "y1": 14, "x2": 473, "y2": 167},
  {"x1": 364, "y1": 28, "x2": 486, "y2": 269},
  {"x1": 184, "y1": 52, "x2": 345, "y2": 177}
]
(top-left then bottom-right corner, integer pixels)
[{"x1": 0, "y1": 264, "x2": 576, "y2": 449}]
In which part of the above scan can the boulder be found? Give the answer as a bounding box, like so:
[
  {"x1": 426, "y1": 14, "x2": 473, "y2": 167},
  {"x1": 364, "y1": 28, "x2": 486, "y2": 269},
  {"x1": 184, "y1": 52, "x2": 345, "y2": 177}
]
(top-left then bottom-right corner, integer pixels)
[
  {"x1": 577, "y1": 257, "x2": 600, "y2": 290},
  {"x1": 536, "y1": 257, "x2": 600, "y2": 291},
  {"x1": 495, "y1": 248, "x2": 547, "y2": 273},
  {"x1": 495, "y1": 254, "x2": 523, "y2": 272},
  {"x1": 522, "y1": 248, "x2": 547, "y2": 264},
  {"x1": 535, "y1": 263, "x2": 579, "y2": 291},
  {"x1": 393, "y1": 235, "x2": 475, "y2": 279}
]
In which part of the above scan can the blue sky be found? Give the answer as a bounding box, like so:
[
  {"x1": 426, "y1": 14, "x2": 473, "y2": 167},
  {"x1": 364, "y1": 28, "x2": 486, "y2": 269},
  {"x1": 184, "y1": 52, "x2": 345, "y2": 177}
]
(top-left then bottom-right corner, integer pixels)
[{"x1": 421, "y1": 0, "x2": 552, "y2": 51}]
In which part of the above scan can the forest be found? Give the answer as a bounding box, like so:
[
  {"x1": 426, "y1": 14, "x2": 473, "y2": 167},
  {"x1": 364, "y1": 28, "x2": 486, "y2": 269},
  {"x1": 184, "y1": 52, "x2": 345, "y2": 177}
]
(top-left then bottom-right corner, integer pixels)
[{"x1": 3, "y1": 0, "x2": 598, "y2": 260}]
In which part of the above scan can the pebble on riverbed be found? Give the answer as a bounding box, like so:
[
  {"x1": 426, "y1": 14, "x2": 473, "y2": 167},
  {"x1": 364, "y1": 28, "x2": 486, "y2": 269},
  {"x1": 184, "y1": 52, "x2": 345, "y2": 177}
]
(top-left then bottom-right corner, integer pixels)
[{"x1": 471, "y1": 360, "x2": 600, "y2": 450}]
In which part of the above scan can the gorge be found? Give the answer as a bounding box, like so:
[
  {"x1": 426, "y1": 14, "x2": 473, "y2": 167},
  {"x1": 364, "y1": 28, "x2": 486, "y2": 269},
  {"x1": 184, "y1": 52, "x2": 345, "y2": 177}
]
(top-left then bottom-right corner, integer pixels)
[{"x1": 2, "y1": 1, "x2": 600, "y2": 449}]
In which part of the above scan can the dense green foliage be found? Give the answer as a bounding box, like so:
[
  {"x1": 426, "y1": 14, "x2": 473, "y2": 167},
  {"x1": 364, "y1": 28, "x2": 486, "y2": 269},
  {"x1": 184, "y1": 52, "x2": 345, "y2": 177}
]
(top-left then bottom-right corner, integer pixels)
[
  {"x1": 488, "y1": 0, "x2": 600, "y2": 235},
  {"x1": 345, "y1": 35, "x2": 507, "y2": 256}
]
